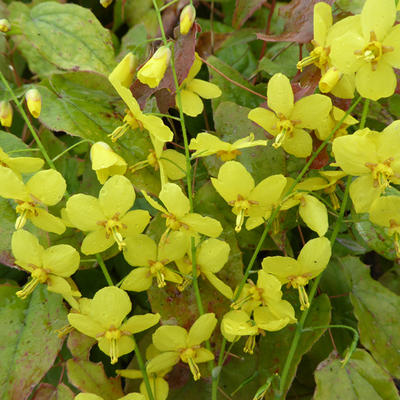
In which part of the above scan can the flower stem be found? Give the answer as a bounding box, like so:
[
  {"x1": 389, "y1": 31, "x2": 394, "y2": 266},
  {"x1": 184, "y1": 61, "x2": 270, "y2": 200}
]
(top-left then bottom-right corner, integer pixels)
[
  {"x1": 52, "y1": 139, "x2": 93, "y2": 162},
  {"x1": 96, "y1": 254, "x2": 114, "y2": 286},
  {"x1": 132, "y1": 335, "x2": 155, "y2": 400},
  {"x1": 0, "y1": 70, "x2": 56, "y2": 170},
  {"x1": 360, "y1": 98, "x2": 370, "y2": 129}
]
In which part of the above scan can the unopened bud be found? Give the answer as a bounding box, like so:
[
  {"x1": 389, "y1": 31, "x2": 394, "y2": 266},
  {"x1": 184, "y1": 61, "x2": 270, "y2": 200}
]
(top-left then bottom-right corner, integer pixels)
[
  {"x1": 180, "y1": 5, "x2": 196, "y2": 35},
  {"x1": 0, "y1": 19, "x2": 10, "y2": 33},
  {"x1": 100, "y1": 0, "x2": 113, "y2": 8},
  {"x1": 25, "y1": 88, "x2": 42, "y2": 118},
  {"x1": 109, "y1": 52, "x2": 137, "y2": 88},
  {"x1": 0, "y1": 101, "x2": 13, "y2": 127},
  {"x1": 319, "y1": 67, "x2": 341, "y2": 93},
  {"x1": 137, "y1": 46, "x2": 171, "y2": 88}
]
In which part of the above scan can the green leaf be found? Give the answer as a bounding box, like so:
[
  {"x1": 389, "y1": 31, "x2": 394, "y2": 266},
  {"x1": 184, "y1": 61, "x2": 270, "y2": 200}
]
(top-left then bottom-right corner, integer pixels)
[
  {"x1": 9, "y1": 2, "x2": 115, "y2": 76},
  {"x1": 207, "y1": 55, "x2": 266, "y2": 110},
  {"x1": 258, "y1": 294, "x2": 331, "y2": 398},
  {"x1": 340, "y1": 256, "x2": 400, "y2": 378},
  {"x1": 31, "y1": 382, "x2": 74, "y2": 400},
  {"x1": 314, "y1": 349, "x2": 400, "y2": 400},
  {"x1": 38, "y1": 71, "x2": 160, "y2": 193},
  {"x1": 232, "y1": 0, "x2": 266, "y2": 29},
  {"x1": 0, "y1": 283, "x2": 67, "y2": 400},
  {"x1": 66, "y1": 359, "x2": 124, "y2": 400},
  {"x1": 67, "y1": 330, "x2": 96, "y2": 361},
  {"x1": 118, "y1": 24, "x2": 148, "y2": 64}
]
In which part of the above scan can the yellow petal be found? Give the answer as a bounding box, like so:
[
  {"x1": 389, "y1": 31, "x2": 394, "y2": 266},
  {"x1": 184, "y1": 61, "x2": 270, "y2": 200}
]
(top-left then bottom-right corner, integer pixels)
[
  {"x1": 137, "y1": 46, "x2": 171, "y2": 88},
  {"x1": 12, "y1": 229, "x2": 44, "y2": 268},
  {"x1": 179, "y1": 89, "x2": 204, "y2": 117},
  {"x1": 159, "y1": 183, "x2": 190, "y2": 218},
  {"x1": 298, "y1": 194, "x2": 328, "y2": 237},
  {"x1": 221, "y1": 310, "x2": 257, "y2": 340},
  {"x1": 66, "y1": 194, "x2": 105, "y2": 231},
  {"x1": 146, "y1": 352, "x2": 180, "y2": 374},
  {"x1": 197, "y1": 238, "x2": 230, "y2": 273},
  {"x1": 313, "y1": 2, "x2": 332, "y2": 44},
  {"x1": 121, "y1": 268, "x2": 153, "y2": 292},
  {"x1": 81, "y1": 229, "x2": 114, "y2": 255},
  {"x1": 193, "y1": 347, "x2": 215, "y2": 363},
  {"x1": 291, "y1": 94, "x2": 331, "y2": 129},
  {"x1": 188, "y1": 313, "x2": 217, "y2": 346},
  {"x1": 43, "y1": 244, "x2": 80, "y2": 277},
  {"x1": 99, "y1": 175, "x2": 135, "y2": 218},
  {"x1": 109, "y1": 52, "x2": 137, "y2": 88},
  {"x1": 248, "y1": 107, "x2": 278, "y2": 136},
  {"x1": 211, "y1": 161, "x2": 254, "y2": 202},
  {"x1": 7, "y1": 156, "x2": 44, "y2": 174},
  {"x1": 140, "y1": 377, "x2": 168, "y2": 400},
  {"x1": 361, "y1": 0, "x2": 395, "y2": 42},
  {"x1": 355, "y1": 61, "x2": 396, "y2": 101},
  {"x1": 267, "y1": 73, "x2": 294, "y2": 117},
  {"x1": 26, "y1": 169, "x2": 66, "y2": 206},
  {"x1": 30, "y1": 208, "x2": 66, "y2": 235},
  {"x1": 123, "y1": 234, "x2": 156, "y2": 267},
  {"x1": 261, "y1": 256, "x2": 301, "y2": 283},
  {"x1": 153, "y1": 325, "x2": 188, "y2": 351},
  {"x1": 89, "y1": 286, "x2": 131, "y2": 328},
  {"x1": 161, "y1": 149, "x2": 186, "y2": 180},
  {"x1": 249, "y1": 174, "x2": 287, "y2": 209},
  {"x1": 98, "y1": 335, "x2": 135, "y2": 359},
  {"x1": 349, "y1": 175, "x2": 382, "y2": 213},
  {"x1": 257, "y1": 270, "x2": 282, "y2": 303},
  {"x1": 297, "y1": 236, "x2": 331, "y2": 277},
  {"x1": 121, "y1": 210, "x2": 151, "y2": 236},
  {"x1": 204, "y1": 272, "x2": 233, "y2": 299},
  {"x1": 180, "y1": 213, "x2": 223, "y2": 237},
  {"x1": 282, "y1": 128, "x2": 312, "y2": 158},
  {"x1": 140, "y1": 114, "x2": 174, "y2": 142},
  {"x1": 254, "y1": 301, "x2": 296, "y2": 331},
  {"x1": 121, "y1": 313, "x2": 160, "y2": 334},
  {"x1": 158, "y1": 231, "x2": 188, "y2": 261},
  {"x1": 142, "y1": 190, "x2": 168, "y2": 214},
  {"x1": 186, "y1": 79, "x2": 222, "y2": 99},
  {"x1": 382, "y1": 25, "x2": 400, "y2": 68},
  {"x1": 0, "y1": 165, "x2": 28, "y2": 200},
  {"x1": 68, "y1": 313, "x2": 104, "y2": 337},
  {"x1": 370, "y1": 196, "x2": 400, "y2": 228}
]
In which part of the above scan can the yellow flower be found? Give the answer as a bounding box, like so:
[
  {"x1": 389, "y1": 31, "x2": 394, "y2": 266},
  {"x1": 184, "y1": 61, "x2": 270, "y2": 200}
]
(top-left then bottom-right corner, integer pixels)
[
  {"x1": 121, "y1": 232, "x2": 186, "y2": 290},
  {"x1": 180, "y1": 4, "x2": 196, "y2": 35},
  {"x1": 68, "y1": 286, "x2": 160, "y2": 364},
  {"x1": 0, "y1": 166, "x2": 66, "y2": 233},
  {"x1": 211, "y1": 161, "x2": 287, "y2": 232},
  {"x1": 369, "y1": 196, "x2": 400, "y2": 257},
  {"x1": 177, "y1": 55, "x2": 221, "y2": 117},
  {"x1": 231, "y1": 270, "x2": 283, "y2": 312},
  {"x1": 147, "y1": 313, "x2": 217, "y2": 381},
  {"x1": 137, "y1": 46, "x2": 171, "y2": 89},
  {"x1": 0, "y1": 100, "x2": 13, "y2": 127},
  {"x1": 142, "y1": 182, "x2": 223, "y2": 239},
  {"x1": 189, "y1": 132, "x2": 267, "y2": 161},
  {"x1": 90, "y1": 142, "x2": 127, "y2": 184},
  {"x1": 65, "y1": 175, "x2": 150, "y2": 255},
  {"x1": 0, "y1": 146, "x2": 44, "y2": 177},
  {"x1": 330, "y1": 0, "x2": 400, "y2": 100},
  {"x1": 0, "y1": 18, "x2": 10, "y2": 33},
  {"x1": 248, "y1": 73, "x2": 332, "y2": 157},
  {"x1": 108, "y1": 53, "x2": 173, "y2": 143},
  {"x1": 75, "y1": 394, "x2": 144, "y2": 400},
  {"x1": 25, "y1": 88, "x2": 42, "y2": 118},
  {"x1": 332, "y1": 122, "x2": 400, "y2": 213},
  {"x1": 262, "y1": 237, "x2": 331, "y2": 310},
  {"x1": 12, "y1": 230, "x2": 80, "y2": 304},
  {"x1": 176, "y1": 238, "x2": 233, "y2": 299}
]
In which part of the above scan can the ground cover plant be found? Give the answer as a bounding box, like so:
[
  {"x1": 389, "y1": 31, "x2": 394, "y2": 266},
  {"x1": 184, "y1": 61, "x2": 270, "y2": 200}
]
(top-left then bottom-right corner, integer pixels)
[{"x1": 1, "y1": 0, "x2": 400, "y2": 399}]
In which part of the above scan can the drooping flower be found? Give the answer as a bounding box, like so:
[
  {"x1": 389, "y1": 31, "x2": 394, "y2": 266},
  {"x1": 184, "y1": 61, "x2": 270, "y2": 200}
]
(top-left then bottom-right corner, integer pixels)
[
  {"x1": 142, "y1": 182, "x2": 223, "y2": 240},
  {"x1": 0, "y1": 146, "x2": 44, "y2": 177},
  {"x1": 176, "y1": 238, "x2": 233, "y2": 299},
  {"x1": 25, "y1": 88, "x2": 42, "y2": 118},
  {"x1": 90, "y1": 142, "x2": 127, "y2": 184},
  {"x1": 211, "y1": 161, "x2": 287, "y2": 232},
  {"x1": 330, "y1": 0, "x2": 400, "y2": 100},
  {"x1": 189, "y1": 132, "x2": 267, "y2": 161},
  {"x1": 248, "y1": 73, "x2": 332, "y2": 157},
  {"x1": 0, "y1": 166, "x2": 66, "y2": 233},
  {"x1": 177, "y1": 54, "x2": 221, "y2": 117},
  {"x1": 262, "y1": 237, "x2": 331, "y2": 310},
  {"x1": 68, "y1": 286, "x2": 160, "y2": 364},
  {"x1": 369, "y1": 196, "x2": 400, "y2": 257},
  {"x1": 108, "y1": 53, "x2": 173, "y2": 143},
  {"x1": 12, "y1": 230, "x2": 80, "y2": 305},
  {"x1": 147, "y1": 313, "x2": 217, "y2": 381},
  {"x1": 65, "y1": 175, "x2": 150, "y2": 255},
  {"x1": 137, "y1": 46, "x2": 171, "y2": 89},
  {"x1": 121, "y1": 232, "x2": 186, "y2": 291},
  {"x1": 180, "y1": 4, "x2": 196, "y2": 35},
  {"x1": 332, "y1": 122, "x2": 400, "y2": 213},
  {"x1": 0, "y1": 100, "x2": 13, "y2": 127}
]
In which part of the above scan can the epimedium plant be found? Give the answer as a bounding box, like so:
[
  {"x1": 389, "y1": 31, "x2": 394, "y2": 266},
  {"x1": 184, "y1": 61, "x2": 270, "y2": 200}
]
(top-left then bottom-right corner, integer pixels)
[{"x1": 1, "y1": 0, "x2": 400, "y2": 399}]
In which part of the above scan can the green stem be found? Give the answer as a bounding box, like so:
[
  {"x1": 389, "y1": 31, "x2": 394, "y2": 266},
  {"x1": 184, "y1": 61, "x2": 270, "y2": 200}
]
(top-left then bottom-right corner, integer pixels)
[
  {"x1": 360, "y1": 98, "x2": 370, "y2": 129},
  {"x1": 213, "y1": 95, "x2": 362, "y2": 399},
  {"x1": 96, "y1": 254, "x2": 114, "y2": 286},
  {"x1": 277, "y1": 174, "x2": 352, "y2": 398},
  {"x1": 52, "y1": 139, "x2": 92, "y2": 162},
  {"x1": 149, "y1": 112, "x2": 181, "y2": 121},
  {"x1": 0, "y1": 70, "x2": 56, "y2": 170},
  {"x1": 159, "y1": 0, "x2": 180, "y2": 11},
  {"x1": 132, "y1": 335, "x2": 155, "y2": 400}
]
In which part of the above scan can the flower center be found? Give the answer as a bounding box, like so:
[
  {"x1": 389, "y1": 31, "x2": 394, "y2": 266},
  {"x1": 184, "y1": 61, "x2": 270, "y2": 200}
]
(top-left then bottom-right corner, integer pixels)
[
  {"x1": 273, "y1": 117, "x2": 296, "y2": 149},
  {"x1": 229, "y1": 195, "x2": 256, "y2": 233},
  {"x1": 163, "y1": 213, "x2": 185, "y2": 231},
  {"x1": 365, "y1": 158, "x2": 394, "y2": 189},
  {"x1": 297, "y1": 45, "x2": 329, "y2": 71},
  {"x1": 180, "y1": 347, "x2": 201, "y2": 381},
  {"x1": 105, "y1": 327, "x2": 122, "y2": 364},
  {"x1": 99, "y1": 213, "x2": 127, "y2": 250},
  {"x1": 289, "y1": 276, "x2": 310, "y2": 310},
  {"x1": 149, "y1": 260, "x2": 167, "y2": 288},
  {"x1": 109, "y1": 110, "x2": 143, "y2": 142},
  {"x1": 15, "y1": 201, "x2": 37, "y2": 230},
  {"x1": 216, "y1": 149, "x2": 241, "y2": 161},
  {"x1": 16, "y1": 267, "x2": 48, "y2": 299}
]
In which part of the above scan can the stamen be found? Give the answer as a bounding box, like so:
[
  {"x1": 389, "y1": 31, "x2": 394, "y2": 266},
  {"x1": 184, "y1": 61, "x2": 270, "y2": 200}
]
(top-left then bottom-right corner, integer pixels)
[
  {"x1": 111, "y1": 226, "x2": 126, "y2": 250},
  {"x1": 188, "y1": 357, "x2": 201, "y2": 381},
  {"x1": 297, "y1": 285, "x2": 310, "y2": 310},
  {"x1": 273, "y1": 128, "x2": 287, "y2": 149},
  {"x1": 16, "y1": 277, "x2": 40, "y2": 299},
  {"x1": 15, "y1": 209, "x2": 29, "y2": 230},
  {"x1": 244, "y1": 335, "x2": 256, "y2": 354},
  {"x1": 56, "y1": 324, "x2": 74, "y2": 338}
]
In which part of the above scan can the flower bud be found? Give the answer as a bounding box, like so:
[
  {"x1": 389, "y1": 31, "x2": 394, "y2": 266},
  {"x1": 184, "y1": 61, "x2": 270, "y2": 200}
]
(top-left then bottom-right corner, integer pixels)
[
  {"x1": 0, "y1": 19, "x2": 10, "y2": 33},
  {"x1": 319, "y1": 67, "x2": 341, "y2": 93},
  {"x1": 180, "y1": 5, "x2": 196, "y2": 35},
  {"x1": 100, "y1": 0, "x2": 113, "y2": 7},
  {"x1": 109, "y1": 52, "x2": 137, "y2": 88},
  {"x1": 25, "y1": 88, "x2": 42, "y2": 118},
  {"x1": 0, "y1": 101, "x2": 13, "y2": 127},
  {"x1": 137, "y1": 46, "x2": 171, "y2": 88}
]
